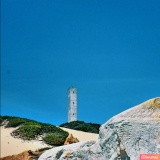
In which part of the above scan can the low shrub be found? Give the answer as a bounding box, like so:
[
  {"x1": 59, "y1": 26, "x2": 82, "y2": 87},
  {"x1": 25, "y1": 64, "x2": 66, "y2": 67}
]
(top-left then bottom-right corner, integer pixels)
[
  {"x1": 1, "y1": 116, "x2": 36, "y2": 127},
  {"x1": 7, "y1": 117, "x2": 26, "y2": 127},
  {"x1": 0, "y1": 116, "x2": 3, "y2": 125},
  {"x1": 43, "y1": 132, "x2": 69, "y2": 146},
  {"x1": 40, "y1": 123, "x2": 62, "y2": 134},
  {"x1": 14, "y1": 122, "x2": 42, "y2": 139}
]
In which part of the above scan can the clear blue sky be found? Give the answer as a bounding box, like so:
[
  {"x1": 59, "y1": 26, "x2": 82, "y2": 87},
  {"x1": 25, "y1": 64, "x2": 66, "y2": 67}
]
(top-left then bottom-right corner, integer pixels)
[{"x1": 1, "y1": 0, "x2": 160, "y2": 125}]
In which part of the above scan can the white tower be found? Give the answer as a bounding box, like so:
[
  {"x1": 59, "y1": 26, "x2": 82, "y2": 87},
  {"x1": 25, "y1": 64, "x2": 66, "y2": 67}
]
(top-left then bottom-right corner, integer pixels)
[{"x1": 68, "y1": 87, "x2": 77, "y2": 122}]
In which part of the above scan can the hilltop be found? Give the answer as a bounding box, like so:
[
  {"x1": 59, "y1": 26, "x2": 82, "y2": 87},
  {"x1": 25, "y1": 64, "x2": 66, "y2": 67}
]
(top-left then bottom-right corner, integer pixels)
[
  {"x1": 0, "y1": 116, "x2": 98, "y2": 158},
  {"x1": 0, "y1": 116, "x2": 69, "y2": 146}
]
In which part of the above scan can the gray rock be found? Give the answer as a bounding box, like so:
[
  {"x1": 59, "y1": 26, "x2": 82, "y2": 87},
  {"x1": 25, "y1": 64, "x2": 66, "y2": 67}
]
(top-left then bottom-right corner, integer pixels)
[{"x1": 39, "y1": 97, "x2": 160, "y2": 160}]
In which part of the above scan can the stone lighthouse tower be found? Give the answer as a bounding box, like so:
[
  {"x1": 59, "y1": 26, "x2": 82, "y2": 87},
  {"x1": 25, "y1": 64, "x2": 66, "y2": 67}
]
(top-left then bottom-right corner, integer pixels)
[{"x1": 68, "y1": 87, "x2": 77, "y2": 122}]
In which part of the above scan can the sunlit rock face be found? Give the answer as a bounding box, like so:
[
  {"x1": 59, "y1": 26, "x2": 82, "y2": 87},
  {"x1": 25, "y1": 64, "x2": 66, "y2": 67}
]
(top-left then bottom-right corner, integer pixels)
[
  {"x1": 64, "y1": 134, "x2": 79, "y2": 145},
  {"x1": 39, "y1": 97, "x2": 160, "y2": 160}
]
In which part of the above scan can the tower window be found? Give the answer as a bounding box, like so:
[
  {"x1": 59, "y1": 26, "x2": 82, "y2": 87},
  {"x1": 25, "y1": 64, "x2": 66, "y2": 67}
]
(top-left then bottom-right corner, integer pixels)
[
  {"x1": 73, "y1": 91, "x2": 74, "y2": 93},
  {"x1": 73, "y1": 113, "x2": 74, "y2": 115},
  {"x1": 73, "y1": 102, "x2": 74, "y2": 104}
]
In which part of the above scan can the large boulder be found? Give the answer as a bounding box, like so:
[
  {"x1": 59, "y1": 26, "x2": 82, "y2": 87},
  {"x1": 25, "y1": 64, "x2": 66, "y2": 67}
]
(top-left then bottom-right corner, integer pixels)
[{"x1": 38, "y1": 97, "x2": 160, "y2": 160}]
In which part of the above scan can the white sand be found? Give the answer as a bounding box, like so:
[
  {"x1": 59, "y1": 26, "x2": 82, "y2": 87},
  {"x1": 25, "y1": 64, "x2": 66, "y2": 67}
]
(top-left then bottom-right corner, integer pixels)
[
  {"x1": 59, "y1": 127, "x2": 99, "y2": 141},
  {"x1": 0, "y1": 126, "x2": 51, "y2": 158},
  {"x1": 0, "y1": 126, "x2": 98, "y2": 158}
]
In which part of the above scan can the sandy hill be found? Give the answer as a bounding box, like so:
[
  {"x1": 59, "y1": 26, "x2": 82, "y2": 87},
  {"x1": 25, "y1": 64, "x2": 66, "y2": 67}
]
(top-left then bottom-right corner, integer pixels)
[{"x1": 0, "y1": 125, "x2": 98, "y2": 158}]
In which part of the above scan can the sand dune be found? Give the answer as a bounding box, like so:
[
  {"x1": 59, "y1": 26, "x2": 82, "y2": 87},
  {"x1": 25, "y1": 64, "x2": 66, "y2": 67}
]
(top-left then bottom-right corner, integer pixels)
[
  {"x1": 0, "y1": 126, "x2": 98, "y2": 158},
  {"x1": 59, "y1": 127, "x2": 99, "y2": 141},
  {"x1": 0, "y1": 126, "x2": 52, "y2": 158}
]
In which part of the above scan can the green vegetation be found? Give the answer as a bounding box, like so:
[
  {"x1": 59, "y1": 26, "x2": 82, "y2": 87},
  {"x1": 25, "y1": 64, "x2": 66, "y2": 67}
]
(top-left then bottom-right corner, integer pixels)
[
  {"x1": 0, "y1": 115, "x2": 36, "y2": 127},
  {"x1": 43, "y1": 132, "x2": 68, "y2": 146},
  {"x1": 0, "y1": 116, "x2": 3, "y2": 125},
  {"x1": 1, "y1": 115, "x2": 69, "y2": 146},
  {"x1": 60, "y1": 121, "x2": 100, "y2": 134},
  {"x1": 0, "y1": 116, "x2": 100, "y2": 145}
]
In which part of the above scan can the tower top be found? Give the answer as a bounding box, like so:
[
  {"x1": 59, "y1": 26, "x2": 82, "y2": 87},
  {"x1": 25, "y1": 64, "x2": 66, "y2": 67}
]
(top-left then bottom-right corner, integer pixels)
[
  {"x1": 68, "y1": 86, "x2": 76, "y2": 89},
  {"x1": 68, "y1": 87, "x2": 77, "y2": 94}
]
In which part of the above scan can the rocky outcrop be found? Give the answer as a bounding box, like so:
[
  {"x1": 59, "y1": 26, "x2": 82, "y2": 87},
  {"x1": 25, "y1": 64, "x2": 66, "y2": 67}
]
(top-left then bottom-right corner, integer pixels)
[
  {"x1": 64, "y1": 134, "x2": 79, "y2": 145},
  {"x1": 38, "y1": 97, "x2": 160, "y2": 160},
  {"x1": 38, "y1": 140, "x2": 96, "y2": 160},
  {"x1": 0, "y1": 150, "x2": 44, "y2": 160}
]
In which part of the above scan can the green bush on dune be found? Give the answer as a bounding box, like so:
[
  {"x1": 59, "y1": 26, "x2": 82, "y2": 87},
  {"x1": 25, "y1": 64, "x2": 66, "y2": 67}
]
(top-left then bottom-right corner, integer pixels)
[
  {"x1": 60, "y1": 121, "x2": 100, "y2": 134},
  {"x1": 0, "y1": 116, "x2": 3, "y2": 125},
  {"x1": 5, "y1": 117, "x2": 27, "y2": 127},
  {"x1": 1, "y1": 116, "x2": 69, "y2": 146},
  {"x1": 43, "y1": 132, "x2": 68, "y2": 146},
  {"x1": 14, "y1": 122, "x2": 42, "y2": 139},
  {"x1": 0, "y1": 115, "x2": 36, "y2": 127},
  {"x1": 13, "y1": 121, "x2": 68, "y2": 140}
]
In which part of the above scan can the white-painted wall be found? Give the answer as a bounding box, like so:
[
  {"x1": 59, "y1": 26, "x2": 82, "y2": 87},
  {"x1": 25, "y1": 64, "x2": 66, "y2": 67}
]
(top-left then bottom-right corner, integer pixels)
[{"x1": 68, "y1": 87, "x2": 77, "y2": 122}]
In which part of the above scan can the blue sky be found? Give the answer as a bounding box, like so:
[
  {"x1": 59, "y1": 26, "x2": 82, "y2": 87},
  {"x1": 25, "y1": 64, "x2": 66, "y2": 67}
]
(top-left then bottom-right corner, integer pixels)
[{"x1": 1, "y1": 0, "x2": 160, "y2": 125}]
